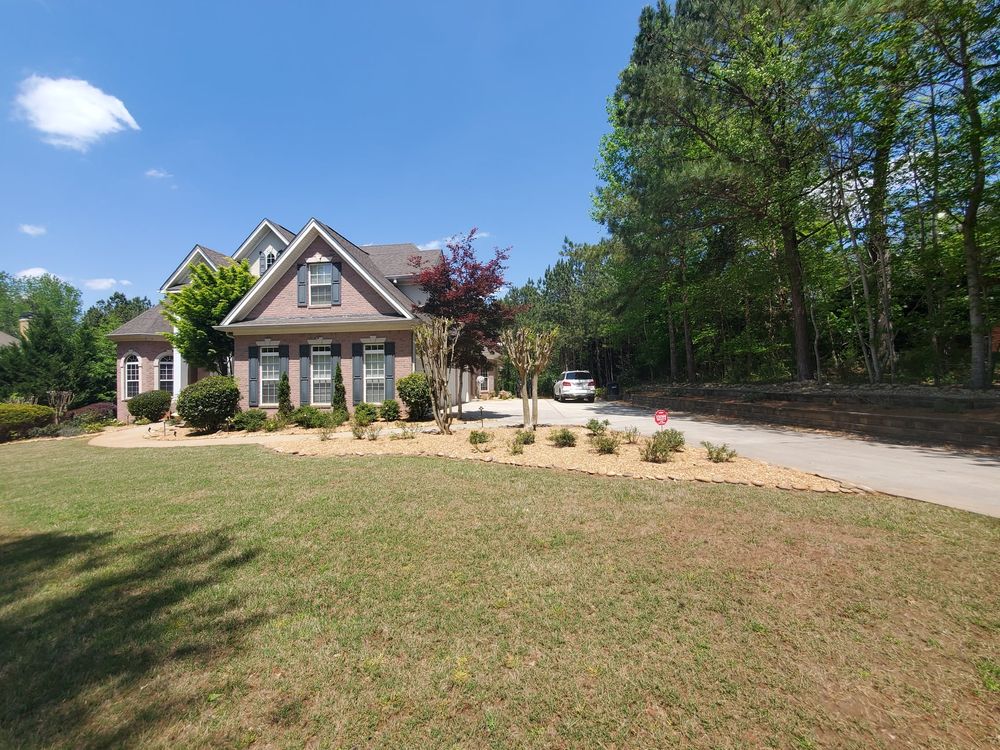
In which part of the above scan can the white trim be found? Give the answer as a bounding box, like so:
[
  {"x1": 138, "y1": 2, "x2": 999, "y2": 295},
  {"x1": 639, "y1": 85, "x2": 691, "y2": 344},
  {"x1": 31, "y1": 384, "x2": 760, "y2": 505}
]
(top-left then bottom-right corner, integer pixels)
[
  {"x1": 360, "y1": 335, "x2": 386, "y2": 344},
  {"x1": 153, "y1": 350, "x2": 175, "y2": 394},
  {"x1": 307, "y1": 337, "x2": 332, "y2": 345},
  {"x1": 122, "y1": 350, "x2": 141, "y2": 401},
  {"x1": 259, "y1": 344, "x2": 280, "y2": 408},
  {"x1": 159, "y1": 245, "x2": 219, "y2": 292},
  {"x1": 232, "y1": 219, "x2": 292, "y2": 263},
  {"x1": 220, "y1": 219, "x2": 414, "y2": 325},
  {"x1": 310, "y1": 344, "x2": 333, "y2": 406},
  {"x1": 363, "y1": 342, "x2": 386, "y2": 404},
  {"x1": 255, "y1": 338, "x2": 281, "y2": 347}
]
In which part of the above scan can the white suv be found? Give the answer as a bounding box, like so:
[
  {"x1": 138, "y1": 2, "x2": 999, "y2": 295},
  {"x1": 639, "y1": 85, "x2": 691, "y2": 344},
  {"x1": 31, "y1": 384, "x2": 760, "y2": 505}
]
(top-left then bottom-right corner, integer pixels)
[{"x1": 554, "y1": 370, "x2": 596, "y2": 402}]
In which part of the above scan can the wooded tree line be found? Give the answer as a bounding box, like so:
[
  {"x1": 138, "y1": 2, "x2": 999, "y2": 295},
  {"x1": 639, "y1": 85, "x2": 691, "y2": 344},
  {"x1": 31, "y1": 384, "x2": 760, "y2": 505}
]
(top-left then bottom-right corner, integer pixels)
[
  {"x1": 510, "y1": 0, "x2": 998, "y2": 389},
  {"x1": 0, "y1": 272, "x2": 150, "y2": 405}
]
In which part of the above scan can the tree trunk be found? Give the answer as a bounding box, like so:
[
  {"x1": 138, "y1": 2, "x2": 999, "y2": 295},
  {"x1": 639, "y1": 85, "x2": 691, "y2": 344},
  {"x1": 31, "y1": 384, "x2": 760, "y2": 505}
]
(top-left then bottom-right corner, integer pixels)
[
  {"x1": 780, "y1": 218, "x2": 814, "y2": 381},
  {"x1": 456, "y1": 368, "x2": 464, "y2": 417},
  {"x1": 667, "y1": 294, "x2": 678, "y2": 382},
  {"x1": 531, "y1": 372, "x2": 539, "y2": 427},
  {"x1": 520, "y1": 376, "x2": 532, "y2": 430},
  {"x1": 680, "y1": 254, "x2": 695, "y2": 381}
]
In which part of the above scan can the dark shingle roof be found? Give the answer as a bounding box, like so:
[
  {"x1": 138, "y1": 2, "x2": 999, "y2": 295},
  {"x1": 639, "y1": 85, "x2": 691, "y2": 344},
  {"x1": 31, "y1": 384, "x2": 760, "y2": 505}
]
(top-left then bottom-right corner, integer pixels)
[
  {"x1": 198, "y1": 246, "x2": 235, "y2": 268},
  {"x1": 0, "y1": 331, "x2": 18, "y2": 347},
  {"x1": 107, "y1": 304, "x2": 170, "y2": 339},
  {"x1": 365, "y1": 243, "x2": 442, "y2": 278},
  {"x1": 268, "y1": 220, "x2": 296, "y2": 244}
]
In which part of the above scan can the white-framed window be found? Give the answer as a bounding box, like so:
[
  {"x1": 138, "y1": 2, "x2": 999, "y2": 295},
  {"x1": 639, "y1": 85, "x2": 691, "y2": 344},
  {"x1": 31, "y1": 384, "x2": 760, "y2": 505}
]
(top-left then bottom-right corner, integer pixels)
[
  {"x1": 311, "y1": 345, "x2": 332, "y2": 405},
  {"x1": 157, "y1": 354, "x2": 174, "y2": 393},
  {"x1": 260, "y1": 346, "x2": 280, "y2": 406},
  {"x1": 364, "y1": 343, "x2": 385, "y2": 403},
  {"x1": 309, "y1": 262, "x2": 333, "y2": 305},
  {"x1": 124, "y1": 354, "x2": 140, "y2": 399},
  {"x1": 265, "y1": 249, "x2": 276, "y2": 270}
]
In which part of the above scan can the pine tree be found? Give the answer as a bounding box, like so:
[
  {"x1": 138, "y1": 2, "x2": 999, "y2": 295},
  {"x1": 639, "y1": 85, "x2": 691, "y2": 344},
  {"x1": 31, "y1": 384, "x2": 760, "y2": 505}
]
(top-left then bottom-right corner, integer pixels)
[{"x1": 332, "y1": 362, "x2": 346, "y2": 411}]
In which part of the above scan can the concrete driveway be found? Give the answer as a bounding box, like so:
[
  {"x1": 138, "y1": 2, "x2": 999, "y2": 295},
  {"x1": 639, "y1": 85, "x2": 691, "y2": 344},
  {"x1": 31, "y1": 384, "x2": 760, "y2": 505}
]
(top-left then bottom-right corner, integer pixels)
[{"x1": 460, "y1": 398, "x2": 1000, "y2": 518}]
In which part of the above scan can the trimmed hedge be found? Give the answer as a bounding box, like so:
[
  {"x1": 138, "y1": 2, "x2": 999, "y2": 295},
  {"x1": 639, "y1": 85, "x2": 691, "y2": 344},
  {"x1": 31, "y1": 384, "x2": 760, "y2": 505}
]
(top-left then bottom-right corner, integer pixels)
[
  {"x1": 353, "y1": 402, "x2": 378, "y2": 426},
  {"x1": 378, "y1": 399, "x2": 401, "y2": 422},
  {"x1": 396, "y1": 372, "x2": 431, "y2": 420},
  {"x1": 66, "y1": 402, "x2": 116, "y2": 422},
  {"x1": 0, "y1": 403, "x2": 56, "y2": 442},
  {"x1": 127, "y1": 390, "x2": 172, "y2": 422},
  {"x1": 177, "y1": 376, "x2": 241, "y2": 431}
]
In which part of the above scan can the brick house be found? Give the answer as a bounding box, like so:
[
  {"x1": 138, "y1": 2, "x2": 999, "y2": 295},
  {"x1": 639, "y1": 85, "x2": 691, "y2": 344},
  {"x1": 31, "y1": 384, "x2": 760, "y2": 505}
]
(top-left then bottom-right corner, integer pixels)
[{"x1": 107, "y1": 217, "x2": 469, "y2": 421}]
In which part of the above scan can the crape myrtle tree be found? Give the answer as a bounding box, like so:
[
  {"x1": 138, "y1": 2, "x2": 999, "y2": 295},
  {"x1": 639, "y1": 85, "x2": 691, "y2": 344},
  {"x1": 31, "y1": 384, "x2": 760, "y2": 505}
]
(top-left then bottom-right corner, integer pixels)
[
  {"x1": 163, "y1": 261, "x2": 255, "y2": 376},
  {"x1": 410, "y1": 229, "x2": 513, "y2": 415}
]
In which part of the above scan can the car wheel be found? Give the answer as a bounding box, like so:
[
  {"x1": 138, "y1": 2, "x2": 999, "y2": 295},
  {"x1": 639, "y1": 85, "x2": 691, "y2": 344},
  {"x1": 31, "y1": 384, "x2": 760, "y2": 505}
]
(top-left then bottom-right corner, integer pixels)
[
  {"x1": 587, "y1": 396, "x2": 595, "y2": 403},
  {"x1": 554, "y1": 394, "x2": 561, "y2": 402}
]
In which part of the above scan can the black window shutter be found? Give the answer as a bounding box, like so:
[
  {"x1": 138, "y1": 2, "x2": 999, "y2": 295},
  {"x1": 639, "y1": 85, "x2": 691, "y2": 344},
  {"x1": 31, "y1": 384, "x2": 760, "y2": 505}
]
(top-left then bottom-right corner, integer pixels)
[
  {"x1": 278, "y1": 345, "x2": 289, "y2": 378},
  {"x1": 248, "y1": 345, "x2": 259, "y2": 407},
  {"x1": 331, "y1": 262, "x2": 342, "y2": 306},
  {"x1": 352, "y1": 343, "x2": 363, "y2": 405},
  {"x1": 299, "y1": 344, "x2": 310, "y2": 405},
  {"x1": 259, "y1": 252, "x2": 266, "y2": 276},
  {"x1": 297, "y1": 265, "x2": 307, "y2": 307},
  {"x1": 384, "y1": 341, "x2": 395, "y2": 400}
]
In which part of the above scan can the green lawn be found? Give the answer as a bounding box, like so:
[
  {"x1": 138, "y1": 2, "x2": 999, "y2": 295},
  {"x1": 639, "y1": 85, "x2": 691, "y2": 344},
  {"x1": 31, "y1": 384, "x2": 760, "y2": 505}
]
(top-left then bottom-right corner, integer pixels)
[{"x1": 0, "y1": 439, "x2": 997, "y2": 749}]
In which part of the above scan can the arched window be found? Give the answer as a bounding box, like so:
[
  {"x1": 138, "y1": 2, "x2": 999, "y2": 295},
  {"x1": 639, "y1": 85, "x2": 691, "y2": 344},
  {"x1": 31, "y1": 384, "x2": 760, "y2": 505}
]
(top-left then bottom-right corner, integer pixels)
[
  {"x1": 124, "y1": 354, "x2": 140, "y2": 399},
  {"x1": 156, "y1": 353, "x2": 174, "y2": 393},
  {"x1": 265, "y1": 250, "x2": 277, "y2": 270}
]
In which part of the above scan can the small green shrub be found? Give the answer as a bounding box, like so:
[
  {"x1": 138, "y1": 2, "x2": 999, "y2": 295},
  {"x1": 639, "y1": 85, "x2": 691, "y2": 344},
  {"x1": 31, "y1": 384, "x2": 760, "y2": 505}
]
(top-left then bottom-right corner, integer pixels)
[
  {"x1": 396, "y1": 372, "x2": 432, "y2": 420},
  {"x1": 26, "y1": 424, "x2": 61, "y2": 438},
  {"x1": 509, "y1": 439, "x2": 524, "y2": 455},
  {"x1": 593, "y1": 433, "x2": 621, "y2": 455},
  {"x1": 177, "y1": 376, "x2": 241, "y2": 431},
  {"x1": 127, "y1": 390, "x2": 172, "y2": 422},
  {"x1": 353, "y1": 402, "x2": 378, "y2": 426},
  {"x1": 514, "y1": 429, "x2": 535, "y2": 445},
  {"x1": 290, "y1": 405, "x2": 325, "y2": 428},
  {"x1": 134, "y1": 417, "x2": 151, "y2": 426},
  {"x1": 277, "y1": 372, "x2": 293, "y2": 419},
  {"x1": 550, "y1": 428, "x2": 577, "y2": 448},
  {"x1": 230, "y1": 408, "x2": 268, "y2": 431},
  {"x1": 469, "y1": 430, "x2": 492, "y2": 450},
  {"x1": 586, "y1": 418, "x2": 610, "y2": 436},
  {"x1": 363, "y1": 423, "x2": 382, "y2": 441},
  {"x1": 640, "y1": 429, "x2": 685, "y2": 463},
  {"x1": 378, "y1": 399, "x2": 401, "y2": 422},
  {"x1": 350, "y1": 419, "x2": 366, "y2": 439},
  {"x1": 67, "y1": 402, "x2": 115, "y2": 423},
  {"x1": 332, "y1": 362, "x2": 347, "y2": 411},
  {"x1": 390, "y1": 422, "x2": 417, "y2": 440},
  {"x1": 81, "y1": 422, "x2": 104, "y2": 434},
  {"x1": 262, "y1": 417, "x2": 282, "y2": 432},
  {"x1": 622, "y1": 426, "x2": 640, "y2": 444},
  {"x1": 0, "y1": 403, "x2": 56, "y2": 441},
  {"x1": 702, "y1": 441, "x2": 737, "y2": 463}
]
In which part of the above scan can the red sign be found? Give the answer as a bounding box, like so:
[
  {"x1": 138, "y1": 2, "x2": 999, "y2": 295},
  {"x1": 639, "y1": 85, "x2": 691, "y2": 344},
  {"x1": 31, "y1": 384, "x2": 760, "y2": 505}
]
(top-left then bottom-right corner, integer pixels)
[{"x1": 654, "y1": 409, "x2": 669, "y2": 426}]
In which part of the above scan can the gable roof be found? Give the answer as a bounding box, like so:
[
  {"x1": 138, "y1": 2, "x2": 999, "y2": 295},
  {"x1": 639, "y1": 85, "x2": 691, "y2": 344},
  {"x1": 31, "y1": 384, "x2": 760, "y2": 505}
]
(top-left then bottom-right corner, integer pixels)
[
  {"x1": 220, "y1": 219, "x2": 417, "y2": 325},
  {"x1": 160, "y1": 245, "x2": 233, "y2": 292},
  {"x1": 231, "y1": 218, "x2": 295, "y2": 263},
  {"x1": 107, "y1": 304, "x2": 171, "y2": 340},
  {"x1": 0, "y1": 331, "x2": 18, "y2": 347},
  {"x1": 364, "y1": 243, "x2": 443, "y2": 278}
]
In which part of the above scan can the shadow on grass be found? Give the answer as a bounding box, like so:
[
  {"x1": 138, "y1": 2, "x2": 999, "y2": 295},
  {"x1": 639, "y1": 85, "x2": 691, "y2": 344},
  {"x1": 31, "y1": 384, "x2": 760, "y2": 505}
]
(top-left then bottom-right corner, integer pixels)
[{"x1": 0, "y1": 530, "x2": 263, "y2": 748}]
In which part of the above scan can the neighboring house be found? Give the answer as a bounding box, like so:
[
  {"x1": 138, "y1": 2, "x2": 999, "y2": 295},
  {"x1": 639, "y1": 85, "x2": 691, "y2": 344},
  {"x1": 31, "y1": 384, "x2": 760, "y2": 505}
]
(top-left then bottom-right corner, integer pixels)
[
  {"x1": 0, "y1": 331, "x2": 18, "y2": 348},
  {"x1": 108, "y1": 217, "x2": 456, "y2": 421}
]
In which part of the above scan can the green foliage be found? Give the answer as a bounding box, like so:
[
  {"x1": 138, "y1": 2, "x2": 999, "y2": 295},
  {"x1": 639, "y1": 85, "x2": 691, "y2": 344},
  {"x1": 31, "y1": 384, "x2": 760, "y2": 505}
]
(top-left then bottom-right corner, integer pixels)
[
  {"x1": 640, "y1": 429, "x2": 685, "y2": 463},
  {"x1": 332, "y1": 362, "x2": 347, "y2": 411},
  {"x1": 550, "y1": 428, "x2": 577, "y2": 448},
  {"x1": 162, "y1": 261, "x2": 255, "y2": 375},
  {"x1": 586, "y1": 418, "x2": 610, "y2": 436},
  {"x1": 277, "y1": 373, "x2": 293, "y2": 419},
  {"x1": 0, "y1": 403, "x2": 55, "y2": 441},
  {"x1": 352, "y1": 420, "x2": 382, "y2": 440},
  {"x1": 390, "y1": 422, "x2": 417, "y2": 440},
  {"x1": 593, "y1": 433, "x2": 621, "y2": 455},
  {"x1": 353, "y1": 402, "x2": 378, "y2": 426},
  {"x1": 176, "y1": 376, "x2": 240, "y2": 431},
  {"x1": 230, "y1": 409, "x2": 268, "y2": 432},
  {"x1": 290, "y1": 406, "x2": 346, "y2": 429},
  {"x1": 126, "y1": 390, "x2": 172, "y2": 422},
  {"x1": 702, "y1": 441, "x2": 737, "y2": 463},
  {"x1": 378, "y1": 399, "x2": 401, "y2": 422},
  {"x1": 514, "y1": 429, "x2": 536, "y2": 446},
  {"x1": 469, "y1": 430, "x2": 492, "y2": 449},
  {"x1": 396, "y1": 372, "x2": 432, "y2": 420},
  {"x1": 621, "y1": 426, "x2": 640, "y2": 444},
  {"x1": 509, "y1": 439, "x2": 524, "y2": 455},
  {"x1": 262, "y1": 417, "x2": 283, "y2": 432}
]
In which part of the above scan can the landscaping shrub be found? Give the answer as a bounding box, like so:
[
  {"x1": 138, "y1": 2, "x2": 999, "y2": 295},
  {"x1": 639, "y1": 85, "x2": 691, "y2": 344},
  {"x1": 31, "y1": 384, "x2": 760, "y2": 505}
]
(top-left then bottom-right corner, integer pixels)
[
  {"x1": 586, "y1": 418, "x2": 610, "y2": 436},
  {"x1": 332, "y1": 363, "x2": 347, "y2": 411},
  {"x1": 702, "y1": 441, "x2": 738, "y2": 463},
  {"x1": 378, "y1": 399, "x2": 401, "y2": 422},
  {"x1": 390, "y1": 422, "x2": 417, "y2": 440},
  {"x1": 134, "y1": 417, "x2": 151, "y2": 426},
  {"x1": 0, "y1": 403, "x2": 56, "y2": 442},
  {"x1": 66, "y1": 402, "x2": 115, "y2": 423},
  {"x1": 593, "y1": 433, "x2": 621, "y2": 455},
  {"x1": 277, "y1": 373, "x2": 293, "y2": 419},
  {"x1": 622, "y1": 426, "x2": 640, "y2": 444},
  {"x1": 509, "y1": 439, "x2": 524, "y2": 455},
  {"x1": 550, "y1": 428, "x2": 577, "y2": 447},
  {"x1": 353, "y1": 402, "x2": 378, "y2": 426},
  {"x1": 396, "y1": 372, "x2": 432, "y2": 420},
  {"x1": 230, "y1": 408, "x2": 268, "y2": 432},
  {"x1": 176, "y1": 376, "x2": 240, "y2": 431},
  {"x1": 640, "y1": 429, "x2": 685, "y2": 463},
  {"x1": 514, "y1": 429, "x2": 535, "y2": 445},
  {"x1": 351, "y1": 420, "x2": 365, "y2": 439},
  {"x1": 26, "y1": 424, "x2": 61, "y2": 439},
  {"x1": 469, "y1": 430, "x2": 492, "y2": 450},
  {"x1": 291, "y1": 406, "x2": 325, "y2": 428},
  {"x1": 262, "y1": 417, "x2": 284, "y2": 432},
  {"x1": 127, "y1": 390, "x2": 172, "y2": 423},
  {"x1": 497, "y1": 390, "x2": 513, "y2": 400}
]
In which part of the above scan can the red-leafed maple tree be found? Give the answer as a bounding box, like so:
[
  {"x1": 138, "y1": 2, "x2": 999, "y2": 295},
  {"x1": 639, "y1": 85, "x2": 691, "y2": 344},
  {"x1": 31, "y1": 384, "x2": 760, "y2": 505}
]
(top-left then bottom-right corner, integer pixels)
[{"x1": 410, "y1": 228, "x2": 512, "y2": 413}]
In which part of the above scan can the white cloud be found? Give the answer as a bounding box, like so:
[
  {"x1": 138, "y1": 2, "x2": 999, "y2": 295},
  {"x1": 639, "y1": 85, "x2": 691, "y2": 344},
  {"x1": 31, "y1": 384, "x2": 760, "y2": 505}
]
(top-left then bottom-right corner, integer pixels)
[
  {"x1": 417, "y1": 239, "x2": 444, "y2": 251},
  {"x1": 144, "y1": 168, "x2": 172, "y2": 179},
  {"x1": 18, "y1": 223, "x2": 46, "y2": 237},
  {"x1": 16, "y1": 267, "x2": 50, "y2": 278},
  {"x1": 82, "y1": 277, "x2": 131, "y2": 290},
  {"x1": 417, "y1": 230, "x2": 491, "y2": 251},
  {"x1": 15, "y1": 75, "x2": 139, "y2": 151}
]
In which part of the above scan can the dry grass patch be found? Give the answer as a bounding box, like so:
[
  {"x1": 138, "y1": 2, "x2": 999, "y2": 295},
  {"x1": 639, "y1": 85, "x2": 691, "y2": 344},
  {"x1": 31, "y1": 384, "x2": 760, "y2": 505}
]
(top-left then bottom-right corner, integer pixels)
[{"x1": 0, "y1": 439, "x2": 996, "y2": 748}]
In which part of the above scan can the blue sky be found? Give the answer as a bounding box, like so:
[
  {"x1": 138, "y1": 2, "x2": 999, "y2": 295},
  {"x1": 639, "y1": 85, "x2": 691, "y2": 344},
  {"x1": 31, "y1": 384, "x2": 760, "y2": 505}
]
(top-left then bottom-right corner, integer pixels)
[{"x1": 1, "y1": 0, "x2": 647, "y2": 307}]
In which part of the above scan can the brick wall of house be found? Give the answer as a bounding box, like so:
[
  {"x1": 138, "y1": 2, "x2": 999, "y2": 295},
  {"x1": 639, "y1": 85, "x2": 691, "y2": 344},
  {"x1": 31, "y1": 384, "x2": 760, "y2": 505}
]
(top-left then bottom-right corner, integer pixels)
[
  {"x1": 115, "y1": 340, "x2": 173, "y2": 421},
  {"x1": 246, "y1": 237, "x2": 399, "y2": 320},
  {"x1": 232, "y1": 330, "x2": 414, "y2": 413}
]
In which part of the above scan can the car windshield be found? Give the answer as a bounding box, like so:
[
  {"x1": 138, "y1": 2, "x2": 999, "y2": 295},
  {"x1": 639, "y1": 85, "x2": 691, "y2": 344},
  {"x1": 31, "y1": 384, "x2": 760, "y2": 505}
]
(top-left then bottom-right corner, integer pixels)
[{"x1": 566, "y1": 371, "x2": 592, "y2": 380}]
